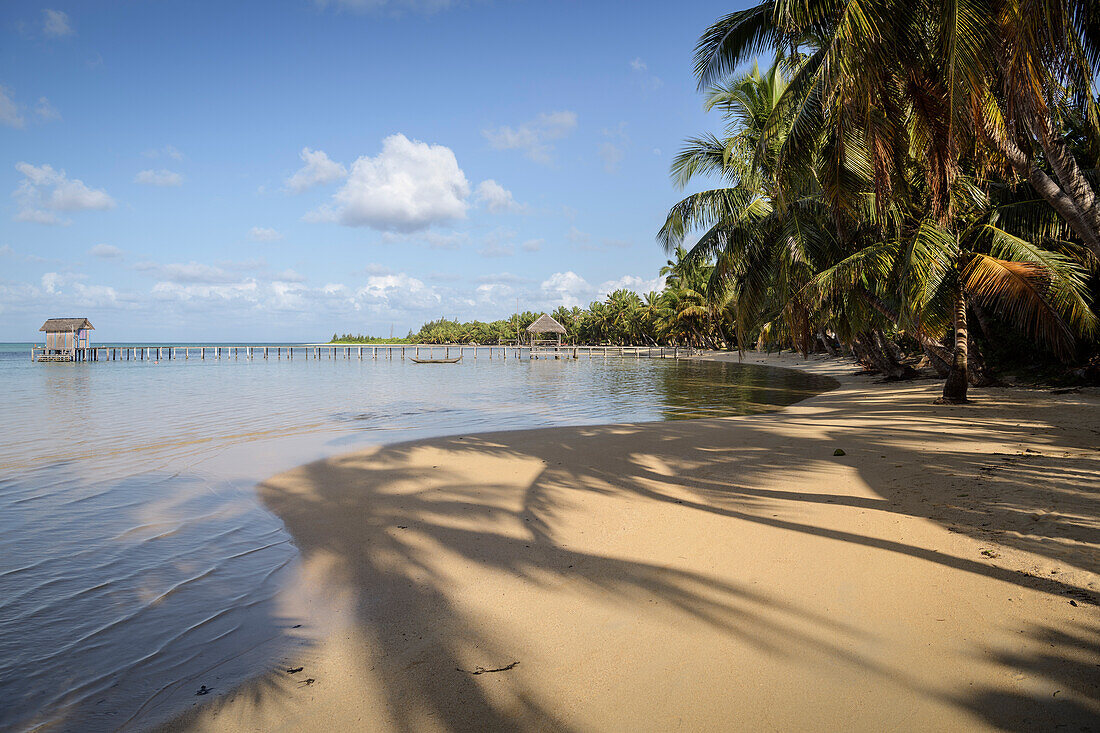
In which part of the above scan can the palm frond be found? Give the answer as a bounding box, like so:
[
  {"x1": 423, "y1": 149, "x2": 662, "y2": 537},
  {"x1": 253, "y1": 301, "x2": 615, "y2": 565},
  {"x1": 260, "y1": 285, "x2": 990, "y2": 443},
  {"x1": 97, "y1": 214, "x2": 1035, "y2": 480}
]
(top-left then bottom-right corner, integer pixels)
[
  {"x1": 962, "y1": 254, "x2": 1085, "y2": 359},
  {"x1": 694, "y1": 3, "x2": 780, "y2": 91}
]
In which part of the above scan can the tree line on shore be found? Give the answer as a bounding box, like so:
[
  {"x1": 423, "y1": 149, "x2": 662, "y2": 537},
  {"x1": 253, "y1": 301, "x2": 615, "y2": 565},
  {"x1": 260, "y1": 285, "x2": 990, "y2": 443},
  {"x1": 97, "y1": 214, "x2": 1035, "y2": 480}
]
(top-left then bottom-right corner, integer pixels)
[
  {"x1": 336, "y1": 0, "x2": 1100, "y2": 398},
  {"x1": 330, "y1": 252, "x2": 735, "y2": 348}
]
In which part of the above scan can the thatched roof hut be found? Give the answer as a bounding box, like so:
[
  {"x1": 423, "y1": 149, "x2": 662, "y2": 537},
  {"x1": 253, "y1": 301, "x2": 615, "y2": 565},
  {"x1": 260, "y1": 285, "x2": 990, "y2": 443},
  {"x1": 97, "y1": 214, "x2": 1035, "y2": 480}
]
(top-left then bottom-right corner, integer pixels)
[
  {"x1": 526, "y1": 314, "x2": 566, "y2": 335},
  {"x1": 40, "y1": 318, "x2": 94, "y2": 333},
  {"x1": 527, "y1": 313, "x2": 566, "y2": 346},
  {"x1": 40, "y1": 317, "x2": 94, "y2": 355}
]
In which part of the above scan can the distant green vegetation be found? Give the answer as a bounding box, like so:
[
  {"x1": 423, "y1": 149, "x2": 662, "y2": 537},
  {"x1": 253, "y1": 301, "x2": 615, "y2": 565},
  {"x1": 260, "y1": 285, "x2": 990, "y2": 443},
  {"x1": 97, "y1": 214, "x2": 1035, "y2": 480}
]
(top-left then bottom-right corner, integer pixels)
[
  {"x1": 330, "y1": 334, "x2": 414, "y2": 344},
  {"x1": 329, "y1": 251, "x2": 730, "y2": 347}
]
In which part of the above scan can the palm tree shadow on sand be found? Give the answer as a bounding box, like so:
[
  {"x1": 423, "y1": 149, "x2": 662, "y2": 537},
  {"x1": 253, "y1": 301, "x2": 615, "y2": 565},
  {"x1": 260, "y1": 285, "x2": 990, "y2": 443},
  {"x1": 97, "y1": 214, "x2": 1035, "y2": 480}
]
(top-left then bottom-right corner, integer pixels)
[
  {"x1": 243, "y1": 448, "x2": 881, "y2": 731},
  {"x1": 185, "y1": 377, "x2": 1099, "y2": 730}
]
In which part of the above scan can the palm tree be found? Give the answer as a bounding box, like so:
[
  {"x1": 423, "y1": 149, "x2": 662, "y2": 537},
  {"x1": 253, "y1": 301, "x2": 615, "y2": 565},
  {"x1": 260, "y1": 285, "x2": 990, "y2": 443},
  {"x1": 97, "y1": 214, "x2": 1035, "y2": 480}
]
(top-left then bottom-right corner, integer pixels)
[
  {"x1": 551, "y1": 305, "x2": 576, "y2": 342},
  {"x1": 639, "y1": 292, "x2": 666, "y2": 345},
  {"x1": 659, "y1": 58, "x2": 834, "y2": 355},
  {"x1": 692, "y1": 0, "x2": 1100, "y2": 248},
  {"x1": 604, "y1": 289, "x2": 644, "y2": 344},
  {"x1": 682, "y1": 3, "x2": 1099, "y2": 400}
]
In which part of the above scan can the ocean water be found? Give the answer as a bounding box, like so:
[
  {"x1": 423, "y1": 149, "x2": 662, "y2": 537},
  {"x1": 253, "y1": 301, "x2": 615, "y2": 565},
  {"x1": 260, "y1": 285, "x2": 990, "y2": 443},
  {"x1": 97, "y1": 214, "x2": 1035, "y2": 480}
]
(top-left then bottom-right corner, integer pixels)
[{"x1": 0, "y1": 343, "x2": 838, "y2": 731}]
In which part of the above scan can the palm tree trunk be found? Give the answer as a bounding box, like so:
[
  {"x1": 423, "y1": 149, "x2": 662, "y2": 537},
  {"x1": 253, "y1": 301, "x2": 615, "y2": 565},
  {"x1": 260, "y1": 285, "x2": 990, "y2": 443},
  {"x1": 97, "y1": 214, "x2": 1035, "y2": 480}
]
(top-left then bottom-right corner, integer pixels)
[
  {"x1": 980, "y1": 114, "x2": 1100, "y2": 255},
  {"x1": 940, "y1": 287, "x2": 969, "y2": 403},
  {"x1": 967, "y1": 335, "x2": 996, "y2": 387},
  {"x1": 923, "y1": 345, "x2": 951, "y2": 377},
  {"x1": 872, "y1": 331, "x2": 916, "y2": 380},
  {"x1": 817, "y1": 329, "x2": 838, "y2": 356},
  {"x1": 852, "y1": 331, "x2": 908, "y2": 379},
  {"x1": 1030, "y1": 113, "x2": 1100, "y2": 236}
]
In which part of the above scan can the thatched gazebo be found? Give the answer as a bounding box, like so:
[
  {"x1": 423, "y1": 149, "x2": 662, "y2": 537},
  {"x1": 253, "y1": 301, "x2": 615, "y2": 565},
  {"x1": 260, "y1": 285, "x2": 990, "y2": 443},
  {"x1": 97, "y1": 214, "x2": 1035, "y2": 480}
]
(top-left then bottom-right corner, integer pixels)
[{"x1": 526, "y1": 313, "x2": 567, "y2": 347}]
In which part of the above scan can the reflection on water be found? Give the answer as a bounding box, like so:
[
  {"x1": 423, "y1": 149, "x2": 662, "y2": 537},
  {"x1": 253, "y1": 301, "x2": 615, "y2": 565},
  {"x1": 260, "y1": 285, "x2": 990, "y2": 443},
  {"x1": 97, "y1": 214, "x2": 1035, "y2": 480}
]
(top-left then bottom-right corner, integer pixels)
[
  {"x1": 0, "y1": 348, "x2": 836, "y2": 731},
  {"x1": 657, "y1": 360, "x2": 840, "y2": 419}
]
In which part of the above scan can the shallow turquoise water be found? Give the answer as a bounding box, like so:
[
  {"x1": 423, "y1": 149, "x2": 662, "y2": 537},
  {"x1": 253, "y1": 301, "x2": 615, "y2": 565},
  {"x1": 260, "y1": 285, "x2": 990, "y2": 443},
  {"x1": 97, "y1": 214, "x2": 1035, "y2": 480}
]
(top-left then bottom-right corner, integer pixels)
[{"x1": 0, "y1": 344, "x2": 837, "y2": 731}]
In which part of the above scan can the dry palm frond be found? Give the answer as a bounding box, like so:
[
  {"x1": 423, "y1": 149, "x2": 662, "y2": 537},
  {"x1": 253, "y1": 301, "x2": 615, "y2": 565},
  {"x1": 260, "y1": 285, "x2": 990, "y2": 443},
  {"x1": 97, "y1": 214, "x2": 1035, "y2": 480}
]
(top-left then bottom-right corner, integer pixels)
[{"x1": 962, "y1": 254, "x2": 1085, "y2": 359}]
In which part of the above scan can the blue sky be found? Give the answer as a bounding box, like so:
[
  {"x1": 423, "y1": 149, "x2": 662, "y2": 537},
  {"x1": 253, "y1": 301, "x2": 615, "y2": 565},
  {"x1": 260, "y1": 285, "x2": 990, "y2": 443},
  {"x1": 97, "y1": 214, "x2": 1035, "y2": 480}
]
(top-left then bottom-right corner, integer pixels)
[{"x1": 0, "y1": 0, "x2": 741, "y2": 341}]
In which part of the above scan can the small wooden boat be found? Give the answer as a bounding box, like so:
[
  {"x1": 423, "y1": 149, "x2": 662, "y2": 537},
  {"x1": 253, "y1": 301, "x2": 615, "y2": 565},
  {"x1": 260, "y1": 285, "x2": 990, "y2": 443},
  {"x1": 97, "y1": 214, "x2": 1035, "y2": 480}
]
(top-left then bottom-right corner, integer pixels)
[{"x1": 410, "y1": 355, "x2": 463, "y2": 364}]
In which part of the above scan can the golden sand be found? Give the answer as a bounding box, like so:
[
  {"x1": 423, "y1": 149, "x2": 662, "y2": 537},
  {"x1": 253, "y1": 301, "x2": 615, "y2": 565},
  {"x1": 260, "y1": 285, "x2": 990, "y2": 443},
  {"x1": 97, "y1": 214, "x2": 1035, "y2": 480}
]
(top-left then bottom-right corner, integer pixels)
[{"x1": 163, "y1": 353, "x2": 1099, "y2": 732}]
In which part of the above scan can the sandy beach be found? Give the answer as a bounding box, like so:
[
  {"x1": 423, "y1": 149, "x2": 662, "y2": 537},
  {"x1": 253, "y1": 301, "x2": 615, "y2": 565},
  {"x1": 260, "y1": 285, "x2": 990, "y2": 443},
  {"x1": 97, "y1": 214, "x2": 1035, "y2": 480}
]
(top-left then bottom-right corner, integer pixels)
[{"x1": 163, "y1": 353, "x2": 1099, "y2": 732}]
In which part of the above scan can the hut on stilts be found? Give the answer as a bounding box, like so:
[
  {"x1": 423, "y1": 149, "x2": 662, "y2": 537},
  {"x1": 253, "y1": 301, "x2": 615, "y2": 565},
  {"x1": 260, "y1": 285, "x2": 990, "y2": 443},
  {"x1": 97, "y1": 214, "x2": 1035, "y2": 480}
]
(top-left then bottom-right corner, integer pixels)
[
  {"x1": 38, "y1": 318, "x2": 93, "y2": 361},
  {"x1": 526, "y1": 313, "x2": 567, "y2": 356}
]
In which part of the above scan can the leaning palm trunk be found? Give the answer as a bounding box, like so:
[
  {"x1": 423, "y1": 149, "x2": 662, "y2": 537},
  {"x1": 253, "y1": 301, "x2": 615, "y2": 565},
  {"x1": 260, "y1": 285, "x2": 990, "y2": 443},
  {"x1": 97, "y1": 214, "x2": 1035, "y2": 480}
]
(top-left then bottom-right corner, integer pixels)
[
  {"x1": 922, "y1": 345, "x2": 952, "y2": 377},
  {"x1": 981, "y1": 114, "x2": 1100, "y2": 256},
  {"x1": 817, "y1": 329, "x2": 839, "y2": 356},
  {"x1": 852, "y1": 330, "x2": 911, "y2": 380},
  {"x1": 940, "y1": 287, "x2": 970, "y2": 403},
  {"x1": 1030, "y1": 114, "x2": 1100, "y2": 237}
]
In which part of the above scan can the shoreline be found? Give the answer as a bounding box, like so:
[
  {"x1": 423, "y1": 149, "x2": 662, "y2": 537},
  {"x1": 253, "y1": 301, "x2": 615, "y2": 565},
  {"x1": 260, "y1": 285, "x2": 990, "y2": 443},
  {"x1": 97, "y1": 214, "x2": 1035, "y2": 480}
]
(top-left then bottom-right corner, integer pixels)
[{"x1": 161, "y1": 352, "x2": 1100, "y2": 731}]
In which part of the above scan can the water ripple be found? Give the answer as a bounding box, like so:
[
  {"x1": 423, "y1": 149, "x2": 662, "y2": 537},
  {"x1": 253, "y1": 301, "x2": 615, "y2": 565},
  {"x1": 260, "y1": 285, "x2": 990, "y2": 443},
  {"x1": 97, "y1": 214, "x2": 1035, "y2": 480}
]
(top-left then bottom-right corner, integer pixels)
[{"x1": 0, "y1": 350, "x2": 837, "y2": 731}]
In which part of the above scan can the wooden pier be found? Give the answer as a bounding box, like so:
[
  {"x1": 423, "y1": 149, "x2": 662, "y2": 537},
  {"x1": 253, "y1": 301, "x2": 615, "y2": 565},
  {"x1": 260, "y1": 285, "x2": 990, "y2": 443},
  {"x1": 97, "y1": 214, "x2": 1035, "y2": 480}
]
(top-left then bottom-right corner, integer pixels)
[{"x1": 31, "y1": 344, "x2": 696, "y2": 363}]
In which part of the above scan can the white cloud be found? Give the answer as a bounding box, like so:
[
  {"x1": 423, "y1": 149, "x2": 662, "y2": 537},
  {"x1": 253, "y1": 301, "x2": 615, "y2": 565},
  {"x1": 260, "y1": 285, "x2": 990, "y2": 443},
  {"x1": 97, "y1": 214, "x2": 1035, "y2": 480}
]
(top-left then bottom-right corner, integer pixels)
[
  {"x1": 43, "y1": 9, "x2": 73, "y2": 38},
  {"x1": 273, "y1": 268, "x2": 306, "y2": 283},
  {"x1": 357, "y1": 263, "x2": 393, "y2": 275},
  {"x1": 479, "y1": 226, "x2": 516, "y2": 255},
  {"x1": 483, "y1": 111, "x2": 577, "y2": 164},
  {"x1": 599, "y1": 273, "x2": 665, "y2": 296},
  {"x1": 136, "y1": 261, "x2": 239, "y2": 284},
  {"x1": 35, "y1": 97, "x2": 60, "y2": 121},
  {"x1": 285, "y1": 147, "x2": 347, "y2": 193},
  {"x1": 629, "y1": 56, "x2": 663, "y2": 92},
  {"x1": 41, "y1": 272, "x2": 63, "y2": 294},
  {"x1": 422, "y1": 231, "x2": 466, "y2": 249},
  {"x1": 270, "y1": 280, "x2": 309, "y2": 309},
  {"x1": 23, "y1": 271, "x2": 120, "y2": 309},
  {"x1": 474, "y1": 272, "x2": 529, "y2": 285},
  {"x1": 315, "y1": 0, "x2": 456, "y2": 14},
  {"x1": 89, "y1": 243, "x2": 124, "y2": 259},
  {"x1": 599, "y1": 142, "x2": 624, "y2": 174},
  {"x1": 152, "y1": 279, "x2": 259, "y2": 303},
  {"x1": 73, "y1": 283, "x2": 119, "y2": 306},
  {"x1": 142, "y1": 145, "x2": 184, "y2": 160},
  {"x1": 14, "y1": 162, "x2": 115, "y2": 225},
  {"x1": 474, "y1": 179, "x2": 524, "y2": 213},
  {"x1": 309, "y1": 134, "x2": 470, "y2": 232},
  {"x1": 0, "y1": 87, "x2": 25, "y2": 128},
  {"x1": 540, "y1": 271, "x2": 593, "y2": 308},
  {"x1": 135, "y1": 169, "x2": 184, "y2": 187},
  {"x1": 142, "y1": 270, "x2": 313, "y2": 312},
  {"x1": 379, "y1": 229, "x2": 469, "y2": 250},
  {"x1": 15, "y1": 209, "x2": 60, "y2": 225},
  {"x1": 0, "y1": 244, "x2": 51, "y2": 263},
  {"x1": 565, "y1": 225, "x2": 590, "y2": 243},
  {"x1": 249, "y1": 226, "x2": 283, "y2": 242},
  {"x1": 521, "y1": 238, "x2": 543, "y2": 252},
  {"x1": 475, "y1": 282, "x2": 514, "y2": 304},
  {"x1": 354, "y1": 273, "x2": 441, "y2": 312},
  {"x1": 538, "y1": 271, "x2": 664, "y2": 309},
  {"x1": 478, "y1": 243, "x2": 515, "y2": 258}
]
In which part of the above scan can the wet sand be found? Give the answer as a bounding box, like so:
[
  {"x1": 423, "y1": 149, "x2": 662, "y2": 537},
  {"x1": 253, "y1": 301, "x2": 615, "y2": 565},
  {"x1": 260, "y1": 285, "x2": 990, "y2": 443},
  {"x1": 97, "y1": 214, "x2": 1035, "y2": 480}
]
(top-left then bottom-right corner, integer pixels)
[{"x1": 163, "y1": 353, "x2": 1100, "y2": 732}]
